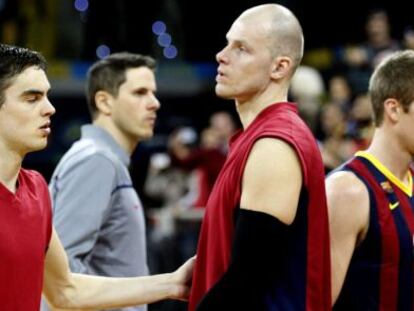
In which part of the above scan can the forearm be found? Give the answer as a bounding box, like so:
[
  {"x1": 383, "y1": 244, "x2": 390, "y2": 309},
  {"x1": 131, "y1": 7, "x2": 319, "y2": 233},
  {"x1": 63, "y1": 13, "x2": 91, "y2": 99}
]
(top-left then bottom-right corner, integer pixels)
[
  {"x1": 44, "y1": 224, "x2": 193, "y2": 309},
  {"x1": 48, "y1": 272, "x2": 178, "y2": 310},
  {"x1": 198, "y1": 209, "x2": 289, "y2": 310}
]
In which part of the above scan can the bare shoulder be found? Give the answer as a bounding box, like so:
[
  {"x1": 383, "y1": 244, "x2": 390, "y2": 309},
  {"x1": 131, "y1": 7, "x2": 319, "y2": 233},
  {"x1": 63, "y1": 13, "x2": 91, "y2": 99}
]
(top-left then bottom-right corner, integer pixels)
[
  {"x1": 246, "y1": 138, "x2": 300, "y2": 172},
  {"x1": 326, "y1": 170, "x2": 369, "y2": 207},
  {"x1": 326, "y1": 170, "x2": 370, "y2": 239},
  {"x1": 245, "y1": 137, "x2": 301, "y2": 185},
  {"x1": 250, "y1": 137, "x2": 297, "y2": 156},
  {"x1": 241, "y1": 138, "x2": 302, "y2": 224}
]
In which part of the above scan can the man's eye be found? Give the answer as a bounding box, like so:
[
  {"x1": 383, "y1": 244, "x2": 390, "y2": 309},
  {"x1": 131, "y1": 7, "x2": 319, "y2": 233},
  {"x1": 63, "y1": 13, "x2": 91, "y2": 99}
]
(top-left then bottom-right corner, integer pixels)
[
  {"x1": 26, "y1": 96, "x2": 39, "y2": 103},
  {"x1": 135, "y1": 90, "x2": 148, "y2": 96}
]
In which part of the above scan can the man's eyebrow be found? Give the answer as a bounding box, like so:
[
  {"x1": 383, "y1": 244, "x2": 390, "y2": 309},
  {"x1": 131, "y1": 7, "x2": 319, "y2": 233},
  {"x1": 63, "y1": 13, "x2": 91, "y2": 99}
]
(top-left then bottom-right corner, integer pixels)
[
  {"x1": 21, "y1": 89, "x2": 49, "y2": 96},
  {"x1": 133, "y1": 86, "x2": 157, "y2": 92},
  {"x1": 234, "y1": 39, "x2": 248, "y2": 45},
  {"x1": 22, "y1": 89, "x2": 45, "y2": 96},
  {"x1": 226, "y1": 37, "x2": 250, "y2": 47}
]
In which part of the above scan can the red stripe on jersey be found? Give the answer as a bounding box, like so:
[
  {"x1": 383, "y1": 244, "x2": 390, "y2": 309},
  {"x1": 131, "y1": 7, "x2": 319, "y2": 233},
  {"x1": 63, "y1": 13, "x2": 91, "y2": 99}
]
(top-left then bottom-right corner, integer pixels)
[{"x1": 349, "y1": 159, "x2": 400, "y2": 311}]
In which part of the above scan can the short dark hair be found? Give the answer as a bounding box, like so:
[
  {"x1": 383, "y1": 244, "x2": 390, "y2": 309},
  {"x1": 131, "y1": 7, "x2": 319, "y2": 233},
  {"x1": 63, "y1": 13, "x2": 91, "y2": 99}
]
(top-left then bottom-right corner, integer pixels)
[
  {"x1": 369, "y1": 50, "x2": 414, "y2": 126},
  {"x1": 86, "y1": 52, "x2": 156, "y2": 118},
  {"x1": 0, "y1": 44, "x2": 46, "y2": 107}
]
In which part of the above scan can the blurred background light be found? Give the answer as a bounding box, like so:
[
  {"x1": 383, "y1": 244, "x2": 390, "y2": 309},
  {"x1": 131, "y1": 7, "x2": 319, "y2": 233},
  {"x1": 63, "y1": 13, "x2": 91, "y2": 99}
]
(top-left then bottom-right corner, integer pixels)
[
  {"x1": 157, "y1": 33, "x2": 172, "y2": 47},
  {"x1": 152, "y1": 21, "x2": 166, "y2": 35},
  {"x1": 74, "y1": 0, "x2": 89, "y2": 12},
  {"x1": 96, "y1": 44, "x2": 110, "y2": 59},
  {"x1": 163, "y1": 45, "x2": 178, "y2": 59}
]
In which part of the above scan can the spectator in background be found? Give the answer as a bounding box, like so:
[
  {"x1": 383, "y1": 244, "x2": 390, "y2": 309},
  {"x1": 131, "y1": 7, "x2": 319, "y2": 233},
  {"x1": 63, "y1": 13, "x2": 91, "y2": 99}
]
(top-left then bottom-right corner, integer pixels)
[
  {"x1": 328, "y1": 74, "x2": 353, "y2": 113},
  {"x1": 348, "y1": 92, "x2": 374, "y2": 149},
  {"x1": 290, "y1": 65, "x2": 325, "y2": 131},
  {"x1": 341, "y1": 9, "x2": 401, "y2": 93},
  {"x1": 319, "y1": 103, "x2": 354, "y2": 172},
  {"x1": 208, "y1": 111, "x2": 237, "y2": 152},
  {"x1": 168, "y1": 125, "x2": 227, "y2": 297},
  {"x1": 44, "y1": 52, "x2": 160, "y2": 311},
  {"x1": 169, "y1": 125, "x2": 226, "y2": 209},
  {"x1": 363, "y1": 10, "x2": 401, "y2": 67},
  {"x1": 144, "y1": 127, "x2": 200, "y2": 239},
  {"x1": 403, "y1": 26, "x2": 414, "y2": 50},
  {"x1": 145, "y1": 151, "x2": 191, "y2": 211},
  {"x1": 145, "y1": 124, "x2": 227, "y2": 311}
]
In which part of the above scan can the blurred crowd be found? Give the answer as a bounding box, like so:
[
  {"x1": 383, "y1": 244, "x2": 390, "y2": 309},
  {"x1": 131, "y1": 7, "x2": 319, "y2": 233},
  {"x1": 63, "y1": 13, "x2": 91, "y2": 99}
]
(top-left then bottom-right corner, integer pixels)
[{"x1": 291, "y1": 9, "x2": 412, "y2": 172}]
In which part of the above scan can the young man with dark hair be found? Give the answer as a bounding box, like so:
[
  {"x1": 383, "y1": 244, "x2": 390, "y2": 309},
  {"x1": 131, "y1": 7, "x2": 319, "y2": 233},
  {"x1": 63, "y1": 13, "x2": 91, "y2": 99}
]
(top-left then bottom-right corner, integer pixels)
[{"x1": 0, "y1": 43, "x2": 193, "y2": 311}]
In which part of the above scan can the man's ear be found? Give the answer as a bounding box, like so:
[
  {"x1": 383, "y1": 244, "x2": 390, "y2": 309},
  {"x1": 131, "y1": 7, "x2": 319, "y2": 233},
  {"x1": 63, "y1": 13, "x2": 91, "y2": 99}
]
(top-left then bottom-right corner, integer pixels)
[
  {"x1": 270, "y1": 56, "x2": 293, "y2": 80},
  {"x1": 383, "y1": 98, "x2": 402, "y2": 123},
  {"x1": 94, "y1": 90, "x2": 113, "y2": 115}
]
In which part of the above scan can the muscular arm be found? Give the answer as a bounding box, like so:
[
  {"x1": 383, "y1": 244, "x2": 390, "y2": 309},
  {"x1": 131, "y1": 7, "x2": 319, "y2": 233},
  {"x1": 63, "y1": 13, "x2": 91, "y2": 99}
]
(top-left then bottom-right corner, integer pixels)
[
  {"x1": 241, "y1": 138, "x2": 302, "y2": 223},
  {"x1": 326, "y1": 171, "x2": 370, "y2": 304},
  {"x1": 43, "y1": 229, "x2": 194, "y2": 309},
  {"x1": 197, "y1": 138, "x2": 302, "y2": 309}
]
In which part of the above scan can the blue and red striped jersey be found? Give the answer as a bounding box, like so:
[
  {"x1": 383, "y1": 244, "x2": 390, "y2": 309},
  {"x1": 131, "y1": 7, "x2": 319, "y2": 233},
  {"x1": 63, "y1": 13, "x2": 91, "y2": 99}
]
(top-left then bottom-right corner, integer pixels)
[{"x1": 334, "y1": 151, "x2": 414, "y2": 311}]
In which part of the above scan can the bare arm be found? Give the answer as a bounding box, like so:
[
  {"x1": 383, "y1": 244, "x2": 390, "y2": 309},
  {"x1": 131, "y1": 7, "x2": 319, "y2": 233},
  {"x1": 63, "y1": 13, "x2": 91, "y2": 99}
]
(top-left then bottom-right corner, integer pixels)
[
  {"x1": 43, "y1": 229, "x2": 194, "y2": 310},
  {"x1": 241, "y1": 138, "x2": 302, "y2": 224},
  {"x1": 326, "y1": 171, "x2": 369, "y2": 304},
  {"x1": 196, "y1": 138, "x2": 303, "y2": 309}
]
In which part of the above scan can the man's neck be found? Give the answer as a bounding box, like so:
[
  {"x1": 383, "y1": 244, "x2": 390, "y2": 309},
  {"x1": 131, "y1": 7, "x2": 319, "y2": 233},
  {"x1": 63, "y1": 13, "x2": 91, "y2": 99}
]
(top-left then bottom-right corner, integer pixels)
[
  {"x1": 92, "y1": 119, "x2": 137, "y2": 155},
  {"x1": 0, "y1": 146, "x2": 23, "y2": 193},
  {"x1": 236, "y1": 88, "x2": 287, "y2": 129},
  {"x1": 366, "y1": 128, "x2": 412, "y2": 182},
  {"x1": 236, "y1": 98, "x2": 287, "y2": 129}
]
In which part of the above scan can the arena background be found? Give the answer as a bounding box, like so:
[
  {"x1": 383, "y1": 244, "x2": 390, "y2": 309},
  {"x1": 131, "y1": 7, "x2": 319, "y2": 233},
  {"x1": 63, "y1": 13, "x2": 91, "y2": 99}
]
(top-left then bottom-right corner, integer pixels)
[{"x1": 1, "y1": 0, "x2": 411, "y2": 184}]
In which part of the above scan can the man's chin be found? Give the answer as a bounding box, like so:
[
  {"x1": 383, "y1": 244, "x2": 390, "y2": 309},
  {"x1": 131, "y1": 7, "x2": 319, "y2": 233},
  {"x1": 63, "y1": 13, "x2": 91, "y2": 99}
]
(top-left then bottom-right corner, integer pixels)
[
  {"x1": 137, "y1": 131, "x2": 154, "y2": 142},
  {"x1": 25, "y1": 141, "x2": 48, "y2": 154},
  {"x1": 215, "y1": 86, "x2": 233, "y2": 99}
]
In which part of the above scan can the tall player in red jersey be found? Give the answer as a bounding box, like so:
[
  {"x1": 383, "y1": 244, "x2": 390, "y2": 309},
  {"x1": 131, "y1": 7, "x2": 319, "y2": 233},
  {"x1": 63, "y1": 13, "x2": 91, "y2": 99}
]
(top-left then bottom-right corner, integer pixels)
[
  {"x1": 328, "y1": 50, "x2": 414, "y2": 310},
  {"x1": 0, "y1": 43, "x2": 194, "y2": 311},
  {"x1": 189, "y1": 4, "x2": 331, "y2": 311}
]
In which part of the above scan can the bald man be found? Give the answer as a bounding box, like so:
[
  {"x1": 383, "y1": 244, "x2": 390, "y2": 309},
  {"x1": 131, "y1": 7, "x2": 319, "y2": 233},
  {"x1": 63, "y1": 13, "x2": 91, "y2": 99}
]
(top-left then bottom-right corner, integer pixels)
[{"x1": 189, "y1": 4, "x2": 331, "y2": 311}]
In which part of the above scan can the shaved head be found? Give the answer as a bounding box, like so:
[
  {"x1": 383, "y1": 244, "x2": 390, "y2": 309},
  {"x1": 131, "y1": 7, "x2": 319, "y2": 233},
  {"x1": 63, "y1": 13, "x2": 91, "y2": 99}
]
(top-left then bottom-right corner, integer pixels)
[{"x1": 237, "y1": 4, "x2": 304, "y2": 69}]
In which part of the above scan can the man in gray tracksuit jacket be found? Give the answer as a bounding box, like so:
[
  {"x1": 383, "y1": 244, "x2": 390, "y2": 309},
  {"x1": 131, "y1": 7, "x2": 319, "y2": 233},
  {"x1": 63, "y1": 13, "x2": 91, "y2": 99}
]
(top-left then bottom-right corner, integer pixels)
[{"x1": 42, "y1": 52, "x2": 160, "y2": 311}]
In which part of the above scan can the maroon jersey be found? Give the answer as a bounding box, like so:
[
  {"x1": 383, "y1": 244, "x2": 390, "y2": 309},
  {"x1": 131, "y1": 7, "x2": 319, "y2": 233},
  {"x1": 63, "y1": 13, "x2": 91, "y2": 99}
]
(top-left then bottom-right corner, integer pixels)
[
  {"x1": 189, "y1": 103, "x2": 331, "y2": 310},
  {"x1": 0, "y1": 169, "x2": 53, "y2": 310},
  {"x1": 171, "y1": 148, "x2": 226, "y2": 208},
  {"x1": 334, "y1": 152, "x2": 414, "y2": 311}
]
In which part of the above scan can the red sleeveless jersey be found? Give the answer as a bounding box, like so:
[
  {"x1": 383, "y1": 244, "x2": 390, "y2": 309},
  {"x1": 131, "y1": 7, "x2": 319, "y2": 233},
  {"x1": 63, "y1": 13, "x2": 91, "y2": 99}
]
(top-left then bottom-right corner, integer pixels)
[
  {"x1": 189, "y1": 103, "x2": 331, "y2": 310},
  {"x1": 0, "y1": 169, "x2": 53, "y2": 310}
]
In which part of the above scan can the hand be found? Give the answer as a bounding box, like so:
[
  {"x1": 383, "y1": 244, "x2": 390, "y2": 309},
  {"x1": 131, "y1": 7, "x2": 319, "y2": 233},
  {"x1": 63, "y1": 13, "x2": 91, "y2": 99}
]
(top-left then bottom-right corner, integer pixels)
[{"x1": 169, "y1": 256, "x2": 196, "y2": 301}]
